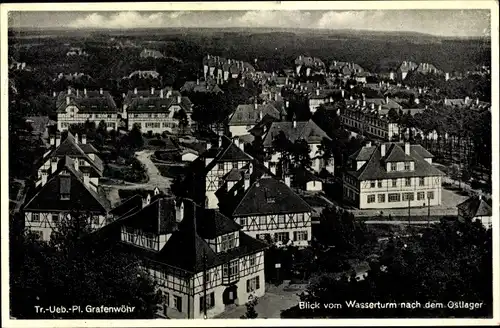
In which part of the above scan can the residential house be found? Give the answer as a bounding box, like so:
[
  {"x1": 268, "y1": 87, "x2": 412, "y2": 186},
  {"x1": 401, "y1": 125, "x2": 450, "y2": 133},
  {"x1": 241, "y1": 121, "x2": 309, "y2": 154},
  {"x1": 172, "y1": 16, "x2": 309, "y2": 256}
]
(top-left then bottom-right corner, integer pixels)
[
  {"x1": 443, "y1": 97, "x2": 491, "y2": 110},
  {"x1": 329, "y1": 61, "x2": 365, "y2": 77},
  {"x1": 116, "y1": 195, "x2": 268, "y2": 318},
  {"x1": 23, "y1": 156, "x2": 111, "y2": 241},
  {"x1": 180, "y1": 79, "x2": 224, "y2": 94},
  {"x1": 415, "y1": 62, "x2": 441, "y2": 75},
  {"x1": 228, "y1": 103, "x2": 281, "y2": 137},
  {"x1": 126, "y1": 70, "x2": 161, "y2": 79},
  {"x1": 36, "y1": 131, "x2": 103, "y2": 188},
  {"x1": 140, "y1": 49, "x2": 165, "y2": 59},
  {"x1": 308, "y1": 88, "x2": 336, "y2": 113},
  {"x1": 56, "y1": 87, "x2": 119, "y2": 131},
  {"x1": 294, "y1": 55, "x2": 325, "y2": 76},
  {"x1": 339, "y1": 96, "x2": 404, "y2": 140},
  {"x1": 261, "y1": 119, "x2": 333, "y2": 173},
  {"x1": 123, "y1": 87, "x2": 193, "y2": 134},
  {"x1": 217, "y1": 166, "x2": 313, "y2": 248},
  {"x1": 396, "y1": 61, "x2": 419, "y2": 80},
  {"x1": 343, "y1": 142, "x2": 445, "y2": 209},
  {"x1": 457, "y1": 195, "x2": 492, "y2": 229},
  {"x1": 191, "y1": 136, "x2": 254, "y2": 209},
  {"x1": 291, "y1": 167, "x2": 324, "y2": 192}
]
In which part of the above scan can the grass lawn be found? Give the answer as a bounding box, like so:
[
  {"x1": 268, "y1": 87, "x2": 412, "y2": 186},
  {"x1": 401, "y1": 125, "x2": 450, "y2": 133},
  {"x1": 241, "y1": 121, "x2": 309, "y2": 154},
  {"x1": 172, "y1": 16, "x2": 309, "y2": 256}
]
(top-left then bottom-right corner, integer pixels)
[{"x1": 155, "y1": 164, "x2": 186, "y2": 178}]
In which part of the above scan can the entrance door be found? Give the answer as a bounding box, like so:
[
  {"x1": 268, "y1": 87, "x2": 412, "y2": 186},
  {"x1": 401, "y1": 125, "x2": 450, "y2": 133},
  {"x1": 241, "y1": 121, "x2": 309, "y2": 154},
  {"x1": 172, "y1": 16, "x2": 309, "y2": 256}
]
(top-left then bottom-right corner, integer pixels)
[{"x1": 223, "y1": 285, "x2": 238, "y2": 305}]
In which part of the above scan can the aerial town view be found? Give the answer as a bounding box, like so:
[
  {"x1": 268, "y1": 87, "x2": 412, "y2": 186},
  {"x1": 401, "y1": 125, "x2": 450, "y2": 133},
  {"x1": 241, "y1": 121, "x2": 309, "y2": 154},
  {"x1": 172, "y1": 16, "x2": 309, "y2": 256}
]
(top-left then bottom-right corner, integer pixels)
[{"x1": 4, "y1": 5, "x2": 495, "y2": 324}]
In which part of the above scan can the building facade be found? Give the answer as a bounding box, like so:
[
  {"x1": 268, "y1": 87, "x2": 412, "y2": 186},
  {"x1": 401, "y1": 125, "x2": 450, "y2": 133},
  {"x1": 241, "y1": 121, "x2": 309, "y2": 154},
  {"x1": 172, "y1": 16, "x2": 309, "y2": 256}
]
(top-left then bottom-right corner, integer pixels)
[{"x1": 343, "y1": 142, "x2": 445, "y2": 209}]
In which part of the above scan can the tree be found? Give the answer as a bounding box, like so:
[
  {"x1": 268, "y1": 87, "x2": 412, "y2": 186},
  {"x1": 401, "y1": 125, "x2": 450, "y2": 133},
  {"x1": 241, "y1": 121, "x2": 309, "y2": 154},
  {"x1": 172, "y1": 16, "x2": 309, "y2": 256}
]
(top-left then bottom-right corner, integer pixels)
[
  {"x1": 173, "y1": 108, "x2": 189, "y2": 135},
  {"x1": 10, "y1": 209, "x2": 162, "y2": 319},
  {"x1": 240, "y1": 295, "x2": 259, "y2": 319},
  {"x1": 292, "y1": 139, "x2": 312, "y2": 168},
  {"x1": 272, "y1": 131, "x2": 294, "y2": 170},
  {"x1": 128, "y1": 123, "x2": 144, "y2": 149}
]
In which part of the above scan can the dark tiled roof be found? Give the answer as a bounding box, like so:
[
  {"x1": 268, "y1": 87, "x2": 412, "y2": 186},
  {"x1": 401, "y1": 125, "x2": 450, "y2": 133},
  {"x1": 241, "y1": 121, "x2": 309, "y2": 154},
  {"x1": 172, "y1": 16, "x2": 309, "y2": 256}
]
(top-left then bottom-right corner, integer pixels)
[
  {"x1": 224, "y1": 168, "x2": 245, "y2": 181},
  {"x1": 56, "y1": 89, "x2": 118, "y2": 113},
  {"x1": 126, "y1": 95, "x2": 192, "y2": 113},
  {"x1": 180, "y1": 81, "x2": 223, "y2": 94},
  {"x1": 109, "y1": 194, "x2": 143, "y2": 216},
  {"x1": 220, "y1": 176, "x2": 312, "y2": 217},
  {"x1": 293, "y1": 167, "x2": 323, "y2": 184},
  {"x1": 346, "y1": 143, "x2": 445, "y2": 181},
  {"x1": 248, "y1": 114, "x2": 280, "y2": 138},
  {"x1": 383, "y1": 144, "x2": 414, "y2": 162},
  {"x1": 120, "y1": 197, "x2": 180, "y2": 235},
  {"x1": 24, "y1": 158, "x2": 110, "y2": 213},
  {"x1": 229, "y1": 103, "x2": 280, "y2": 126},
  {"x1": 262, "y1": 119, "x2": 330, "y2": 147},
  {"x1": 457, "y1": 196, "x2": 492, "y2": 219},
  {"x1": 194, "y1": 208, "x2": 241, "y2": 239}
]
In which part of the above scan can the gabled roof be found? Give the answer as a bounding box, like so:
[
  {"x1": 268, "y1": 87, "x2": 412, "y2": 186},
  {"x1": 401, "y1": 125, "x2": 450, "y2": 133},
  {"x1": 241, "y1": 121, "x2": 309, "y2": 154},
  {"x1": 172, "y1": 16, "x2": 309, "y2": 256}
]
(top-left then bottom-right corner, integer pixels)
[
  {"x1": 457, "y1": 196, "x2": 492, "y2": 219},
  {"x1": 262, "y1": 119, "x2": 331, "y2": 147},
  {"x1": 220, "y1": 176, "x2": 312, "y2": 217},
  {"x1": 293, "y1": 167, "x2": 323, "y2": 184},
  {"x1": 24, "y1": 157, "x2": 110, "y2": 213},
  {"x1": 397, "y1": 61, "x2": 419, "y2": 73},
  {"x1": 109, "y1": 194, "x2": 143, "y2": 217},
  {"x1": 346, "y1": 143, "x2": 445, "y2": 181},
  {"x1": 56, "y1": 89, "x2": 118, "y2": 113},
  {"x1": 248, "y1": 114, "x2": 281, "y2": 138},
  {"x1": 126, "y1": 95, "x2": 192, "y2": 113},
  {"x1": 180, "y1": 81, "x2": 224, "y2": 94},
  {"x1": 383, "y1": 144, "x2": 414, "y2": 162},
  {"x1": 193, "y1": 208, "x2": 241, "y2": 239},
  {"x1": 229, "y1": 103, "x2": 280, "y2": 126},
  {"x1": 194, "y1": 136, "x2": 254, "y2": 174}
]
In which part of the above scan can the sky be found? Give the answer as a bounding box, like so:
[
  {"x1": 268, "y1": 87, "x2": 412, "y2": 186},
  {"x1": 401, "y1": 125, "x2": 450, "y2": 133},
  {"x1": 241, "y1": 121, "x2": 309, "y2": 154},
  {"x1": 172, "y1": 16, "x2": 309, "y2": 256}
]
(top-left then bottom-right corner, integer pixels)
[{"x1": 8, "y1": 9, "x2": 491, "y2": 38}]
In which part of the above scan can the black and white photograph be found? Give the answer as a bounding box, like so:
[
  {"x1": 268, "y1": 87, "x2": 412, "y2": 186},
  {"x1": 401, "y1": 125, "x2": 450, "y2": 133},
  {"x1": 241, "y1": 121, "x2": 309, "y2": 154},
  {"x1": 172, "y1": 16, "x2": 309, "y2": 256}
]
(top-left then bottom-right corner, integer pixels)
[{"x1": 1, "y1": 1, "x2": 498, "y2": 326}]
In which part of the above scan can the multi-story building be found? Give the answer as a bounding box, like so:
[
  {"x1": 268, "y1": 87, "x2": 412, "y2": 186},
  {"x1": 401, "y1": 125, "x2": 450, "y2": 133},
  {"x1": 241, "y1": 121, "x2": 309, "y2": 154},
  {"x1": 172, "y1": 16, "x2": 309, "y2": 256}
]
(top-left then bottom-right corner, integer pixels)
[
  {"x1": 123, "y1": 87, "x2": 193, "y2": 134},
  {"x1": 308, "y1": 88, "x2": 336, "y2": 113},
  {"x1": 115, "y1": 194, "x2": 268, "y2": 318},
  {"x1": 55, "y1": 87, "x2": 119, "y2": 131},
  {"x1": 191, "y1": 136, "x2": 254, "y2": 209},
  {"x1": 35, "y1": 131, "x2": 103, "y2": 188},
  {"x1": 339, "y1": 97, "x2": 403, "y2": 140},
  {"x1": 217, "y1": 164, "x2": 312, "y2": 248},
  {"x1": 329, "y1": 61, "x2": 365, "y2": 77},
  {"x1": 202, "y1": 54, "x2": 255, "y2": 81},
  {"x1": 180, "y1": 78, "x2": 224, "y2": 94},
  {"x1": 23, "y1": 156, "x2": 111, "y2": 241},
  {"x1": 228, "y1": 103, "x2": 281, "y2": 137},
  {"x1": 343, "y1": 142, "x2": 445, "y2": 209},
  {"x1": 294, "y1": 55, "x2": 325, "y2": 76},
  {"x1": 261, "y1": 119, "x2": 333, "y2": 173}
]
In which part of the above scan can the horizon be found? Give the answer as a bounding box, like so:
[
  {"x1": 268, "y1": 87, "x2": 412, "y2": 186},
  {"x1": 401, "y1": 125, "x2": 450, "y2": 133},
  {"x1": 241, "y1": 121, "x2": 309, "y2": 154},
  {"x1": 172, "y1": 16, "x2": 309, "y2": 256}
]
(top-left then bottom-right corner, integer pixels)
[{"x1": 7, "y1": 9, "x2": 492, "y2": 38}]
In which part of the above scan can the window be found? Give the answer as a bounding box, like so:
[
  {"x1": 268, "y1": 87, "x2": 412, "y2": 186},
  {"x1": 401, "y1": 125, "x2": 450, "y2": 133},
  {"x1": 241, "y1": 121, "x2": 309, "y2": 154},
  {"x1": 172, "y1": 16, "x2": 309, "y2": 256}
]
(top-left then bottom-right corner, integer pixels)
[
  {"x1": 51, "y1": 213, "x2": 58, "y2": 222},
  {"x1": 388, "y1": 193, "x2": 401, "y2": 202},
  {"x1": 218, "y1": 163, "x2": 224, "y2": 171},
  {"x1": 293, "y1": 231, "x2": 308, "y2": 241},
  {"x1": 402, "y1": 192, "x2": 414, "y2": 201},
  {"x1": 370, "y1": 181, "x2": 375, "y2": 188},
  {"x1": 92, "y1": 216, "x2": 99, "y2": 225},
  {"x1": 392, "y1": 179, "x2": 397, "y2": 187},
  {"x1": 146, "y1": 237, "x2": 154, "y2": 249},
  {"x1": 275, "y1": 232, "x2": 289, "y2": 243},
  {"x1": 391, "y1": 163, "x2": 397, "y2": 171},
  {"x1": 367, "y1": 194, "x2": 376, "y2": 203},
  {"x1": 417, "y1": 192, "x2": 425, "y2": 200},
  {"x1": 278, "y1": 215, "x2": 285, "y2": 225},
  {"x1": 257, "y1": 233, "x2": 271, "y2": 241},
  {"x1": 61, "y1": 192, "x2": 70, "y2": 200},
  {"x1": 404, "y1": 162, "x2": 411, "y2": 171},
  {"x1": 419, "y1": 178, "x2": 425, "y2": 186},
  {"x1": 32, "y1": 213, "x2": 40, "y2": 222},
  {"x1": 377, "y1": 180, "x2": 383, "y2": 188},
  {"x1": 405, "y1": 178, "x2": 412, "y2": 187},
  {"x1": 240, "y1": 217, "x2": 247, "y2": 226},
  {"x1": 220, "y1": 233, "x2": 236, "y2": 252},
  {"x1": 249, "y1": 254, "x2": 256, "y2": 266},
  {"x1": 378, "y1": 194, "x2": 386, "y2": 203},
  {"x1": 259, "y1": 216, "x2": 267, "y2": 226},
  {"x1": 427, "y1": 191, "x2": 435, "y2": 200},
  {"x1": 174, "y1": 296, "x2": 182, "y2": 312},
  {"x1": 163, "y1": 292, "x2": 170, "y2": 306},
  {"x1": 199, "y1": 292, "x2": 215, "y2": 313},
  {"x1": 232, "y1": 161, "x2": 238, "y2": 169},
  {"x1": 128, "y1": 233, "x2": 134, "y2": 243},
  {"x1": 246, "y1": 276, "x2": 260, "y2": 293}
]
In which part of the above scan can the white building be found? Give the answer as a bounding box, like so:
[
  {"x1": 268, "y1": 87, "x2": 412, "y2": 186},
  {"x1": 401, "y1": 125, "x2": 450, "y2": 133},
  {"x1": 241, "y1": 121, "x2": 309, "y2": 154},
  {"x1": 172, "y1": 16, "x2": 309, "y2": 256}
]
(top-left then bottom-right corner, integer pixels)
[
  {"x1": 228, "y1": 103, "x2": 281, "y2": 137},
  {"x1": 114, "y1": 195, "x2": 268, "y2": 319},
  {"x1": 56, "y1": 87, "x2": 119, "y2": 131},
  {"x1": 123, "y1": 87, "x2": 193, "y2": 134},
  {"x1": 343, "y1": 142, "x2": 445, "y2": 209}
]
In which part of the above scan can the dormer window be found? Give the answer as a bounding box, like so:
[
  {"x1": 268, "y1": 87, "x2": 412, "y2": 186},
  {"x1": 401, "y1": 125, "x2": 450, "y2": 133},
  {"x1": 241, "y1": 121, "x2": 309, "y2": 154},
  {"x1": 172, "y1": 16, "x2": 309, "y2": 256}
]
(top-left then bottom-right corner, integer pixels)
[
  {"x1": 390, "y1": 163, "x2": 397, "y2": 171},
  {"x1": 219, "y1": 232, "x2": 237, "y2": 253},
  {"x1": 404, "y1": 161, "x2": 411, "y2": 171},
  {"x1": 222, "y1": 259, "x2": 239, "y2": 285},
  {"x1": 266, "y1": 197, "x2": 276, "y2": 204}
]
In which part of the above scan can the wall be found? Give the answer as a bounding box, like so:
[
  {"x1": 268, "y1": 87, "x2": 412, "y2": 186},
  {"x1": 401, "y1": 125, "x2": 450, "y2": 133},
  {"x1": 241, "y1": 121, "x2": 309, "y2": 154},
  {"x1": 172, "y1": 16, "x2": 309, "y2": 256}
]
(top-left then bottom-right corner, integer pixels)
[
  {"x1": 58, "y1": 113, "x2": 118, "y2": 131},
  {"x1": 229, "y1": 125, "x2": 252, "y2": 137},
  {"x1": 306, "y1": 180, "x2": 323, "y2": 191}
]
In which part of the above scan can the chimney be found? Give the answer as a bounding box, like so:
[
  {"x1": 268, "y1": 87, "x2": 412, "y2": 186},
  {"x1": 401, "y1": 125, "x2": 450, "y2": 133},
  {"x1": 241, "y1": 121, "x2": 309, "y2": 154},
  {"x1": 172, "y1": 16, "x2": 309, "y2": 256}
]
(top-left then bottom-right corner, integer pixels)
[
  {"x1": 66, "y1": 96, "x2": 70, "y2": 105},
  {"x1": 259, "y1": 110, "x2": 263, "y2": 121},
  {"x1": 74, "y1": 133, "x2": 79, "y2": 143},
  {"x1": 160, "y1": 89, "x2": 164, "y2": 98},
  {"x1": 233, "y1": 137, "x2": 240, "y2": 149},
  {"x1": 218, "y1": 136, "x2": 222, "y2": 148},
  {"x1": 76, "y1": 89, "x2": 79, "y2": 97},
  {"x1": 316, "y1": 89, "x2": 320, "y2": 96},
  {"x1": 285, "y1": 77, "x2": 289, "y2": 85},
  {"x1": 274, "y1": 93, "x2": 278, "y2": 101},
  {"x1": 356, "y1": 99, "x2": 360, "y2": 106},
  {"x1": 465, "y1": 96, "x2": 470, "y2": 103},
  {"x1": 122, "y1": 92, "x2": 126, "y2": 99},
  {"x1": 177, "y1": 96, "x2": 181, "y2": 104},
  {"x1": 366, "y1": 141, "x2": 372, "y2": 148},
  {"x1": 404, "y1": 142, "x2": 410, "y2": 155},
  {"x1": 81, "y1": 134, "x2": 87, "y2": 144},
  {"x1": 381, "y1": 144, "x2": 386, "y2": 157},
  {"x1": 362, "y1": 93, "x2": 365, "y2": 100},
  {"x1": 206, "y1": 142, "x2": 212, "y2": 151},
  {"x1": 50, "y1": 135, "x2": 55, "y2": 146},
  {"x1": 385, "y1": 96, "x2": 389, "y2": 104},
  {"x1": 83, "y1": 171, "x2": 90, "y2": 187},
  {"x1": 341, "y1": 89, "x2": 345, "y2": 98},
  {"x1": 74, "y1": 157, "x2": 79, "y2": 172},
  {"x1": 41, "y1": 170, "x2": 48, "y2": 186},
  {"x1": 99, "y1": 88, "x2": 103, "y2": 95},
  {"x1": 53, "y1": 91, "x2": 57, "y2": 97},
  {"x1": 293, "y1": 118, "x2": 297, "y2": 128},
  {"x1": 167, "y1": 90, "x2": 172, "y2": 98},
  {"x1": 67, "y1": 87, "x2": 71, "y2": 95},
  {"x1": 254, "y1": 102, "x2": 258, "y2": 110},
  {"x1": 476, "y1": 98, "x2": 480, "y2": 105},
  {"x1": 175, "y1": 200, "x2": 184, "y2": 223},
  {"x1": 196, "y1": 78, "x2": 200, "y2": 85},
  {"x1": 55, "y1": 134, "x2": 61, "y2": 147},
  {"x1": 284, "y1": 175, "x2": 291, "y2": 187},
  {"x1": 134, "y1": 88, "x2": 137, "y2": 95},
  {"x1": 243, "y1": 172, "x2": 250, "y2": 190},
  {"x1": 248, "y1": 162, "x2": 254, "y2": 175},
  {"x1": 362, "y1": 100, "x2": 366, "y2": 107},
  {"x1": 286, "y1": 101, "x2": 290, "y2": 108},
  {"x1": 151, "y1": 87, "x2": 155, "y2": 95},
  {"x1": 350, "y1": 95, "x2": 354, "y2": 101},
  {"x1": 378, "y1": 104, "x2": 382, "y2": 111},
  {"x1": 371, "y1": 103, "x2": 375, "y2": 110}
]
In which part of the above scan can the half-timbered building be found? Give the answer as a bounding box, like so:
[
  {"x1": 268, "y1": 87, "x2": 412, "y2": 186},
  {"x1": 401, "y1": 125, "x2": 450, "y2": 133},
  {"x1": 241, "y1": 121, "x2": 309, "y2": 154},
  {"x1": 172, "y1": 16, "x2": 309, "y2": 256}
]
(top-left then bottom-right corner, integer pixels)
[
  {"x1": 115, "y1": 195, "x2": 268, "y2": 319},
  {"x1": 23, "y1": 156, "x2": 111, "y2": 241},
  {"x1": 343, "y1": 142, "x2": 445, "y2": 209}
]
